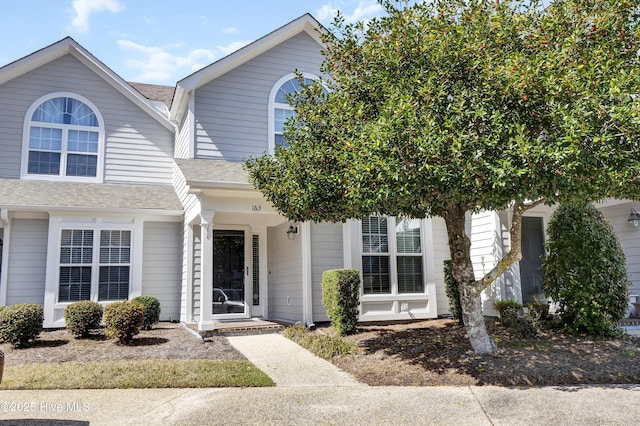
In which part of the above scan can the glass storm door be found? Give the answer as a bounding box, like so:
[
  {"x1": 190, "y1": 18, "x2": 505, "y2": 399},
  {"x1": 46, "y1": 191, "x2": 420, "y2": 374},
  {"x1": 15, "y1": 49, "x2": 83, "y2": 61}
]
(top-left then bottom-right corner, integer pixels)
[{"x1": 213, "y1": 229, "x2": 250, "y2": 317}]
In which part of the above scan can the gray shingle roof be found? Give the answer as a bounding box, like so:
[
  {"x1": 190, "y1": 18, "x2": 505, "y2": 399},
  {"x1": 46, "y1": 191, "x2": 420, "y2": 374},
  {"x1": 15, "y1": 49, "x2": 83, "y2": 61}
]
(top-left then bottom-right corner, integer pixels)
[
  {"x1": 0, "y1": 179, "x2": 183, "y2": 212},
  {"x1": 174, "y1": 159, "x2": 251, "y2": 187},
  {"x1": 129, "y1": 82, "x2": 175, "y2": 108}
]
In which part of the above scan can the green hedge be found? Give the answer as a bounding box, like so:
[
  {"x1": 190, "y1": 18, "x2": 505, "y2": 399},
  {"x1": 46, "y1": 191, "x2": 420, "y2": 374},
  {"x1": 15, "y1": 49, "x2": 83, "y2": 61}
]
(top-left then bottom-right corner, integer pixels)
[
  {"x1": 64, "y1": 301, "x2": 103, "y2": 338},
  {"x1": 321, "y1": 269, "x2": 360, "y2": 336},
  {"x1": 0, "y1": 304, "x2": 44, "y2": 348},
  {"x1": 132, "y1": 296, "x2": 160, "y2": 330},
  {"x1": 103, "y1": 300, "x2": 145, "y2": 344}
]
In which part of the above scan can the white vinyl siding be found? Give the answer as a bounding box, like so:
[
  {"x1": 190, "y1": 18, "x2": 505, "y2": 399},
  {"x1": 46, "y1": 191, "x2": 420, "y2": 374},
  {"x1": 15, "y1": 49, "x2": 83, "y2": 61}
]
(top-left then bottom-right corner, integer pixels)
[
  {"x1": 0, "y1": 54, "x2": 174, "y2": 183},
  {"x1": 600, "y1": 203, "x2": 640, "y2": 294},
  {"x1": 174, "y1": 107, "x2": 191, "y2": 159},
  {"x1": 310, "y1": 222, "x2": 343, "y2": 323},
  {"x1": 267, "y1": 222, "x2": 303, "y2": 322},
  {"x1": 142, "y1": 221, "x2": 182, "y2": 321},
  {"x1": 430, "y1": 216, "x2": 452, "y2": 317},
  {"x1": 194, "y1": 32, "x2": 324, "y2": 161},
  {"x1": 6, "y1": 219, "x2": 48, "y2": 305}
]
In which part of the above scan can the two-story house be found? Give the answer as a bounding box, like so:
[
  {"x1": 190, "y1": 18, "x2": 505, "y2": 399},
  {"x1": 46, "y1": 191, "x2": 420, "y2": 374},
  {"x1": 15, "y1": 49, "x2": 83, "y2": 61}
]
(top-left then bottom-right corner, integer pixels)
[{"x1": 0, "y1": 14, "x2": 638, "y2": 330}]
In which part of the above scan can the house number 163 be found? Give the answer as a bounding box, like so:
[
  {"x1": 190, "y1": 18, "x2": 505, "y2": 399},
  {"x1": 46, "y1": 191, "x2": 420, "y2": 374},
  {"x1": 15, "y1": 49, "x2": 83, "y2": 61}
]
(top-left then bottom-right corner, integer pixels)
[{"x1": 251, "y1": 205, "x2": 262, "y2": 212}]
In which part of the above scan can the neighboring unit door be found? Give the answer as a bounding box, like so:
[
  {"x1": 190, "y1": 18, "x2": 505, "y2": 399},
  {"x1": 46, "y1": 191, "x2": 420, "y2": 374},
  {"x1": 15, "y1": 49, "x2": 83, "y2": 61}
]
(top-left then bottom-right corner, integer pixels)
[
  {"x1": 212, "y1": 229, "x2": 250, "y2": 318},
  {"x1": 520, "y1": 216, "x2": 545, "y2": 304}
]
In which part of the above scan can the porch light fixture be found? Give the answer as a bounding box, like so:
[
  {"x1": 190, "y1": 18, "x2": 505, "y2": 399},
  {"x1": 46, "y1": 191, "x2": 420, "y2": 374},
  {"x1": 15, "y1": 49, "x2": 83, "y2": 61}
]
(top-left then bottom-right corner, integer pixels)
[
  {"x1": 629, "y1": 209, "x2": 640, "y2": 230},
  {"x1": 286, "y1": 224, "x2": 298, "y2": 240}
]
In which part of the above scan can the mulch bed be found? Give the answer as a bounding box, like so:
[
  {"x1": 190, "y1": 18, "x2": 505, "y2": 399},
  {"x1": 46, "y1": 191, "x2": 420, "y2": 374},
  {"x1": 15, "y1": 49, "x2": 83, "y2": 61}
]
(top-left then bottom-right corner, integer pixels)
[
  {"x1": 330, "y1": 319, "x2": 640, "y2": 386},
  {"x1": 0, "y1": 322, "x2": 244, "y2": 368}
]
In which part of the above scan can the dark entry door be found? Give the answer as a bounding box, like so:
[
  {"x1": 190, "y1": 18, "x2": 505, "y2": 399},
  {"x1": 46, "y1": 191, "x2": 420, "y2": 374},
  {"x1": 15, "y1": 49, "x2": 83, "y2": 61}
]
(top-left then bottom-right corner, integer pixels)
[
  {"x1": 213, "y1": 230, "x2": 246, "y2": 315},
  {"x1": 520, "y1": 217, "x2": 545, "y2": 304}
]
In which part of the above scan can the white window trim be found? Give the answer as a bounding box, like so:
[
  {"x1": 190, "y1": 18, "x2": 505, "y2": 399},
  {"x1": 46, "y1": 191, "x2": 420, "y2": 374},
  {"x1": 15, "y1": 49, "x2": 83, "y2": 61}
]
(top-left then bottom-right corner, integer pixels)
[
  {"x1": 344, "y1": 217, "x2": 439, "y2": 321},
  {"x1": 44, "y1": 216, "x2": 142, "y2": 328},
  {"x1": 21, "y1": 92, "x2": 105, "y2": 183},
  {"x1": 267, "y1": 72, "x2": 322, "y2": 155}
]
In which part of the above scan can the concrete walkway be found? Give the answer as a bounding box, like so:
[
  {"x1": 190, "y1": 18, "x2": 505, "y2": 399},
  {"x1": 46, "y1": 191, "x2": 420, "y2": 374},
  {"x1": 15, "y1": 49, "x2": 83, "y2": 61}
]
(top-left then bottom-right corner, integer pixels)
[
  {"x1": 1, "y1": 333, "x2": 640, "y2": 424},
  {"x1": 226, "y1": 333, "x2": 363, "y2": 387}
]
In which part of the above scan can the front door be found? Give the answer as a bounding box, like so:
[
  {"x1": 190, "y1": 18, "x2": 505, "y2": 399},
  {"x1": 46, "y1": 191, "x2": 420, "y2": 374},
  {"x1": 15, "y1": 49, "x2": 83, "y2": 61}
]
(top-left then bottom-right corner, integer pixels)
[
  {"x1": 213, "y1": 229, "x2": 250, "y2": 318},
  {"x1": 520, "y1": 216, "x2": 545, "y2": 304}
]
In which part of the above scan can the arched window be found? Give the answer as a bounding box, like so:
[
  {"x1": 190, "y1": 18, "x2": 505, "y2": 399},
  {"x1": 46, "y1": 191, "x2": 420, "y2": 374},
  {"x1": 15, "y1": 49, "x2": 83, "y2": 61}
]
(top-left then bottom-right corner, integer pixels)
[
  {"x1": 268, "y1": 73, "x2": 326, "y2": 153},
  {"x1": 22, "y1": 93, "x2": 104, "y2": 181}
]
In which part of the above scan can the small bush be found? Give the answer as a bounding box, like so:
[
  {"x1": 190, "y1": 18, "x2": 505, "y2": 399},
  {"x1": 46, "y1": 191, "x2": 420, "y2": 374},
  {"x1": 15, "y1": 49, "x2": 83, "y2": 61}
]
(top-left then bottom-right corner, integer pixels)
[
  {"x1": 132, "y1": 296, "x2": 160, "y2": 330},
  {"x1": 321, "y1": 269, "x2": 361, "y2": 336},
  {"x1": 283, "y1": 323, "x2": 358, "y2": 359},
  {"x1": 543, "y1": 203, "x2": 630, "y2": 337},
  {"x1": 64, "y1": 301, "x2": 103, "y2": 338},
  {"x1": 103, "y1": 300, "x2": 145, "y2": 344},
  {"x1": 0, "y1": 304, "x2": 44, "y2": 348},
  {"x1": 494, "y1": 300, "x2": 522, "y2": 326},
  {"x1": 444, "y1": 260, "x2": 463, "y2": 325}
]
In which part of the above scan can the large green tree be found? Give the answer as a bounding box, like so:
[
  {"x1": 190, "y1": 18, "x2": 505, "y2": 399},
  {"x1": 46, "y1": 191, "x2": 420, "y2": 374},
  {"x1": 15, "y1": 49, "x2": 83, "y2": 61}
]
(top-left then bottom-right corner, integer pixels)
[{"x1": 245, "y1": 0, "x2": 640, "y2": 354}]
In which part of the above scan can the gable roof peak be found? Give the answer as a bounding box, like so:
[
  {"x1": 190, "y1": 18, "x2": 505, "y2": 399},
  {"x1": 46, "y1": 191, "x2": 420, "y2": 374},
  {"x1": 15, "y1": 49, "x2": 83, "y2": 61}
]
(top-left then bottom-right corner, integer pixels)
[{"x1": 170, "y1": 13, "x2": 325, "y2": 122}]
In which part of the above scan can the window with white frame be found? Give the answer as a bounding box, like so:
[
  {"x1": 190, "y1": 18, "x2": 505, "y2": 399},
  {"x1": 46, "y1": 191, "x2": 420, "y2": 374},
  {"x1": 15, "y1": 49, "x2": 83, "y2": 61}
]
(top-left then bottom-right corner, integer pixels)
[
  {"x1": 23, "y1": 94, "x2": 103, "y2": 180},
  {"x1": 361, "y1": 216, "x2": 424, "y2": 295},
  {"x1": 269, "y1": 74, "x2": 326, "y2": 152},
  {"x1": 58, "y1": 229, "x2": 131, "y2": 302}
]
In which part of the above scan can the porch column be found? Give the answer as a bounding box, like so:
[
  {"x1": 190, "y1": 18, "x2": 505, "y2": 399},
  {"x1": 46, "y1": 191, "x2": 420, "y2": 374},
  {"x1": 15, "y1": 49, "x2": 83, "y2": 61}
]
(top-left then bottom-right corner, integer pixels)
[
  {"x1": 301, "y1": 222, "x2": 314, "y2": 327},
  {"x1": 198, "y1": 210, "x2": 215, "y2": 331}
]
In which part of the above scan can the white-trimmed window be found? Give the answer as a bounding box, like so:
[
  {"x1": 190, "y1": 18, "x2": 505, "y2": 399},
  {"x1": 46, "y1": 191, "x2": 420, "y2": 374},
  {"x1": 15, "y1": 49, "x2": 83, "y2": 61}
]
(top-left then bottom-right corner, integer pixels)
[
  {"x1": 361, "y1": 216, "x2": 425, "y2": 295},
  {"x1": 58, "y1": 229, "x2": 131, "y2": 302},
  {"x1": 22, "y1": 93, "x2": 104, "y2": 181},
  {"x1": 268, "y1": 73, "x2": 326, "y2": 153}
]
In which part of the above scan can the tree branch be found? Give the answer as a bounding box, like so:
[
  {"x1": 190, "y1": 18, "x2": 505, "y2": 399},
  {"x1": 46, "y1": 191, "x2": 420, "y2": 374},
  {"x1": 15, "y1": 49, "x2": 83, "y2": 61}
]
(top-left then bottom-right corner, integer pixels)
[{"x1": 472, "y1": 198, "x2": 546, "y2": 295}]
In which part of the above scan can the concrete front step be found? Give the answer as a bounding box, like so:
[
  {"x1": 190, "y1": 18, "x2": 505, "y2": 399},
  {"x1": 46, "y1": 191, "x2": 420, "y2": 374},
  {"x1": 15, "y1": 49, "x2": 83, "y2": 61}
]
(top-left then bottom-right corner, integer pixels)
[{"x1": 201, "y1": 319, "x2": 285, "y2": 338}]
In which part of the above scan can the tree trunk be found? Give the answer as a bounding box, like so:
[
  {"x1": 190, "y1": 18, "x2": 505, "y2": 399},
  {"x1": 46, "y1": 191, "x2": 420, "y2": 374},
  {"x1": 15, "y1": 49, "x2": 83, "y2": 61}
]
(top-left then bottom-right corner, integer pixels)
[{"x1": 442, "y1": 203, "x2": 497, "y2": 355}]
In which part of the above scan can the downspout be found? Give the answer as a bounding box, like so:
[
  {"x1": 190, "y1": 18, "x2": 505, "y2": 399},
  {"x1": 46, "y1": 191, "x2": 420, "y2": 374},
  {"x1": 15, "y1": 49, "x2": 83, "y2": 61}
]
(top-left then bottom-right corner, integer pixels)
[
  {"x1": 0, "y1": 208, "x2": 9, "y2": 306},
  {"x1": 301, "y1": 222, "x2": 315, "y2": 328}
]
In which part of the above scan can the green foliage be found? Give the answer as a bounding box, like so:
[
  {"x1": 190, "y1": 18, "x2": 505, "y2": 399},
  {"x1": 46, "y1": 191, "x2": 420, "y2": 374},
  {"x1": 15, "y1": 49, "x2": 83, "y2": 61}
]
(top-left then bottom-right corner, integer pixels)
[
  {"x1": 283, "y1": 323, "x2": 358, "y2": 359},
  {"x1": 542, "y1": 203, "x2": 629, "y2": 337},
  {"x1": 245, "y1": 0, "x2": 640, "y2": 353},
  {"x1": 64, "y1": 301, "x2": 103, "y2": 338},
  {"x1": 103, "y1": 300, "x2": 145, "y2": 344},
  {"x1": 444, "y1": 260, "x2": 463, "y2": 325},
  {"x1": 132, "y1": 296, "x2": 161, "y2": 330},
  {"x1": 246, "y1": 0, "x2": 640, "y2": 224},
  {"x1": 0, "y1": 304, "x2": 44, "y2": 348},
  {"x1": 321, "y1": 269, "x2": 361, "y2": 336},
  {"x1": 494, "y1": 300, "x2": 523, "y2": 326}
]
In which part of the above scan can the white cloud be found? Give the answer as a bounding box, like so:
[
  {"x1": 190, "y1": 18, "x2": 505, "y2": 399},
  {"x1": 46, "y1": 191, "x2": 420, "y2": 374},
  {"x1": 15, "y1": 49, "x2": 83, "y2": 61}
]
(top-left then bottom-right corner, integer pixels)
[
  {"x1": 215, "y1": 40, "x2": 252, "y2": 56},
  {"x1": 117, "y1": 40, "x2": 216, "y2": 83},
  {"x1": 316, "y1": 1, "x2": 384, "y2": 25},
  {"x1": 222, "y1": 27, "x2": 238, "y2": 34},
  {"x1": 71, "y1": 0, "x2": 124, "y2": 32}
]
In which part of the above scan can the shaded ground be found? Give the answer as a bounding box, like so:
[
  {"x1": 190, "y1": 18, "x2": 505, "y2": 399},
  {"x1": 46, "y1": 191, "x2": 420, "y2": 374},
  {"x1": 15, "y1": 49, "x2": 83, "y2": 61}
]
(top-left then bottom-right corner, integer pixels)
[
  {"x1": 329, "y1": 319, "x2": 640, "y2": 386},
  {"x1": 0, "y1": 322, "x2": 243, "y2": 368}
]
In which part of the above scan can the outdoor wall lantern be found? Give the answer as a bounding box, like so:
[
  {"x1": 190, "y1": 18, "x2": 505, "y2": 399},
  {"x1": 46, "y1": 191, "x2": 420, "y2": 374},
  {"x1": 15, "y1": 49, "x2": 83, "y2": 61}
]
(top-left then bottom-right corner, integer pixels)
[
  {"x1": 286, "y1": 224, "x2": 298, "y2": 240},
  {"x1": 628, "y1": 208, "x2": 640, "y2": 230}
]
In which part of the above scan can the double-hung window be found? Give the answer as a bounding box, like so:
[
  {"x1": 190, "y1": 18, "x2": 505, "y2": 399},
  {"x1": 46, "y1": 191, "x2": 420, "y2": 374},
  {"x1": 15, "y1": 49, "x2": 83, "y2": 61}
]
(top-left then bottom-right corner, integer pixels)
[
  {"x1": 23, "y1": 93, "x2": 103, "y2": 180},
  {"x1": 361, "y1": 216, "x2": 425, "y2": 295},
  {"x1": 58, "y1": 229, "x2": 131, "y2": 303}
]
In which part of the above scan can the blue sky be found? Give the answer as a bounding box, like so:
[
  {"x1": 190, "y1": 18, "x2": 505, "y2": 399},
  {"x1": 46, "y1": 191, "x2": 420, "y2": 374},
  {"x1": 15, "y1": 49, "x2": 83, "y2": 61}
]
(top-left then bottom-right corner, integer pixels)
[{"x1": 0, "y1": 0, "x2": 386, "y2": 86}]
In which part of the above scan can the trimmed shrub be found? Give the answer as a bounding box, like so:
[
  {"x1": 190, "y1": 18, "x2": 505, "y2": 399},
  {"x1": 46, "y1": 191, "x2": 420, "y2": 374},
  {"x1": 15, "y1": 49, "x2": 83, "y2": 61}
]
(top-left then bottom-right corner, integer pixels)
[
  {"x1": 64, "y1": 301, "x2": 103, "y2": 338},
  {"x1": 132, "y1": 296, "x2": 161, "y2": 330},
  {"x1": 542, "y1": 203, "x2": 630, "y2": 337},
  {"x1": 444, "y1": 260, "x2": 463, "y2": 325},
  {"x1": 0, "y1": 304, "x2": 44, "y2": 348},
  {"x1": 494, "y1": 300, "x2": 523, "y2": 326},
  {"x1": 321, "y1": 269, "x2": 360, "y2": 336},
  {"x1": 103, "y1": 300, "x2": 145, "y2": 344}
]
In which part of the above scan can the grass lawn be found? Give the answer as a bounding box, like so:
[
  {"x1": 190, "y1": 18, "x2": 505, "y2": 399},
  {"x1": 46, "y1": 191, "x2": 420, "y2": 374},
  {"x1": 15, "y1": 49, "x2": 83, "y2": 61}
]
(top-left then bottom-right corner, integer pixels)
[{"x1": 0, "y1": 359, "x2": 273, "y2": 389}]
